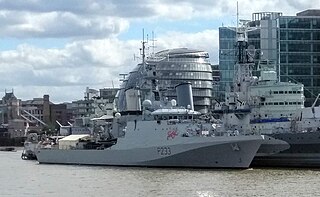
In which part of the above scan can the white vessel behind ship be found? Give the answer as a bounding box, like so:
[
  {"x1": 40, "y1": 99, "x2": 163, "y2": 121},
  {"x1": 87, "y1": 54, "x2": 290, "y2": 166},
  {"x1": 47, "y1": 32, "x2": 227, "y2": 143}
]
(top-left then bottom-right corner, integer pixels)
[{"x1": 214, "y1": 21, "x2": 320, "y2": 167}]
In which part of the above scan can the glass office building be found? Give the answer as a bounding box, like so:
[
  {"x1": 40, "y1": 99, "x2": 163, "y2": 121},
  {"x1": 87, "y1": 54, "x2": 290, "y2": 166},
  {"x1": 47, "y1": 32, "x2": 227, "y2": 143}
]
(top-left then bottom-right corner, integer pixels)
[
  {"x1": 218, "y1": 10, "x2": 320, "y2": 106},
  {"x1": 218, "y1": 12, "x2": 280, "y2": 101},
  {"x1": 278, "y1": 10, "x2": 320, "y2": 106},
  {"x1": 218, "y1": 27, "x2": 237, "y2": 101}
]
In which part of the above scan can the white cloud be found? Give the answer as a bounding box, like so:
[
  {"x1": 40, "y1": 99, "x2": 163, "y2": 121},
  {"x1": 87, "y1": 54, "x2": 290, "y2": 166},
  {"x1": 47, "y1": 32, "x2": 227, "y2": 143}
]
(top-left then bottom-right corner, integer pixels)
[
  {"x1": 0, "y1": 10, "x2": 129, "y2": 38},
  {"x1": 157, "y1": 30, "x2": 219, "y2": 63},
  {"x1": 0, "y1": 0, "x2": 315, "y2": 103},
  {"x1": 0, "y1": 28, "x2": 219, "y2": 102},
  {"x1": 0, "y1": 0, "x2": 315, "y2": 38}
]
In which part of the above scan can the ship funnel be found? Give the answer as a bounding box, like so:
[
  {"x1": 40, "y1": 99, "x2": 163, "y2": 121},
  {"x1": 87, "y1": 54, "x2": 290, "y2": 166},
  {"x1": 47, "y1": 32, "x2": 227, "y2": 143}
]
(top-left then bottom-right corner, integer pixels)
[
  {"x1": 175, "y1": 82, "x2": 194, "y2": 110},
  {"x1": 125, "y1": 88, "x2": 141, "y2": 111}
]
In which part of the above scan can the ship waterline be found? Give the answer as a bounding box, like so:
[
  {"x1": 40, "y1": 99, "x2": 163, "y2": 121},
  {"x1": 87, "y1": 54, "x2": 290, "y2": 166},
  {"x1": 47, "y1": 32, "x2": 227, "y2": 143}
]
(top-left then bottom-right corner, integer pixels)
[{"x1": 252, "y1": 132, "x2": 320, "y2": 167}]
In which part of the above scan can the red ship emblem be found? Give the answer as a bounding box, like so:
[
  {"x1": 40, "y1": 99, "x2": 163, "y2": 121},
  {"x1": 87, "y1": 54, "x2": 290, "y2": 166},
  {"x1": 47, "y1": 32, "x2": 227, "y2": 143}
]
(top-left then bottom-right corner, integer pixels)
[{"x1": 167, "y1": 130, "x2": 178, "y2": 140}]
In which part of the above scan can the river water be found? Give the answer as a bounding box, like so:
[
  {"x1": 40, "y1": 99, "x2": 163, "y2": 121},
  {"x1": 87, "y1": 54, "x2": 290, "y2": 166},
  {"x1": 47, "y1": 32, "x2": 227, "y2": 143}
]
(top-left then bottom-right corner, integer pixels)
[{"x1": 1, "y1": 150, "x2": 320, "y2": 197}]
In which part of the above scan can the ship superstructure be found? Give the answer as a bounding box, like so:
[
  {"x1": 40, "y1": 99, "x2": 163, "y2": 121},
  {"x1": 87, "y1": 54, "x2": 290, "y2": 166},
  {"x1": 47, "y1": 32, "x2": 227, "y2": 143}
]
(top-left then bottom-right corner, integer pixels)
[
  {"x1": 217, "y1": 59, "x2": 306, "y2": 135},
  {"x1": 35, "y1": 40, "x2": 266, "y2": 168}
]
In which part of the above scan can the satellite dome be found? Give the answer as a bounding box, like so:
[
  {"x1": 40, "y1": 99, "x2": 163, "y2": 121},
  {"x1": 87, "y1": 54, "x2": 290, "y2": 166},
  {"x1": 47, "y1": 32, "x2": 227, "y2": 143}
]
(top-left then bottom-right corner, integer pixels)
[
  {"x1": 115, "y1": 112, "x2": 121, "y2": 118},
  {"x1": 142, "y1": 99, "x2": 152, "y2": 108}
]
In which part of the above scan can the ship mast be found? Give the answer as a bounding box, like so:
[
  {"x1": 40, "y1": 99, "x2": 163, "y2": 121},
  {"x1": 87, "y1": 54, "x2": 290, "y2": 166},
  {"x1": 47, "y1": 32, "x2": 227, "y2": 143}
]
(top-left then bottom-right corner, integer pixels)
[
  {"x1": 140, "y1": 29, "x2": 147, "y2": 65},
  {"x1": 232, "y1": 18, "x2": 256, "y2": 102},
  {"x1": 139, "y1": 29, "x2": 161, "y2": 103}
]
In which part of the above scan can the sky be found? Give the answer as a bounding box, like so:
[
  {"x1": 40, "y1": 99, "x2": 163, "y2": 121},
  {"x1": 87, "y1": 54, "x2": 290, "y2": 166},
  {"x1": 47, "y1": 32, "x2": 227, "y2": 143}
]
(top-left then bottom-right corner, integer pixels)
[{"x1": 0, "y1": 0, "x2": 315, "y2": 103}]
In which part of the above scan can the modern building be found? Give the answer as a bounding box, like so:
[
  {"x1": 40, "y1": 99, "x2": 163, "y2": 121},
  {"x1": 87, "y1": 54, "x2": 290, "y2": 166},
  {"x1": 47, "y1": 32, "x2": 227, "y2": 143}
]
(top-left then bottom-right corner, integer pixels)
[
  {"x1": 117, "y1": 48, "x2": 214, "y2": 113},
  {"x1": 218, "y1": 9, "x2": 320, "y2": 106},
  {"x1": 149, "y1": 48, "x2": 214, "y2": 113},
  {"x1": 218, "y1": 27, "x2": 237, "y2": 101},
  {"x1": 277, "y1": 9, "x2": 320, "y2": 106}
]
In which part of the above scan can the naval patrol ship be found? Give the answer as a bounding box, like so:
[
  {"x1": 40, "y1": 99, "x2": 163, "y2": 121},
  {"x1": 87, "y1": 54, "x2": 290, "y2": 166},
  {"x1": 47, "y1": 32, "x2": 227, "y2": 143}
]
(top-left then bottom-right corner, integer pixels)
[{"x1": 36, "y1": 42, "x2": 265, "y2": 168}]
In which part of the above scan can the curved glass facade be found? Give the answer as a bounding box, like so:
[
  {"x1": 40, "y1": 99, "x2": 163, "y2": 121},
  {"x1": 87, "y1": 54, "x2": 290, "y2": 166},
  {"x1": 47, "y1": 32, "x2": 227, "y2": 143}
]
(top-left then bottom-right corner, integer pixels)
[
  {"x1": 148, "y1": 48, "x2": 213, "y2": 113},
  {"x1": 116, "y1": 48, "x2": 214, "y2": 114}
]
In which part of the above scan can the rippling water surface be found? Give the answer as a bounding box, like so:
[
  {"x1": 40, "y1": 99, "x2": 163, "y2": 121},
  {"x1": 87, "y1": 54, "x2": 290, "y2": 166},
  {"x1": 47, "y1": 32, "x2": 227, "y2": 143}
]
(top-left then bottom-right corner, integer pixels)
[{"x1": 1, "y1": 150, "x2": 320, "y2": 197}]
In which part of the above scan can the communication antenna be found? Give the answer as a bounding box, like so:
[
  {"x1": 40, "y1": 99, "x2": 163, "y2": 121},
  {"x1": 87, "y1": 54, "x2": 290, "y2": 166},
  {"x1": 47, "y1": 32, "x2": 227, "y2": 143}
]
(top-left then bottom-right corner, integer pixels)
[
  {"x1": 150, "y1": 31, "x2": 157, "y2": 56},
  {"x1": 236, "y1": 1, "x2": 239, "y2": 29},
  {"x1": 140, "y1": 29, "x2": 148, "y2": 64}
]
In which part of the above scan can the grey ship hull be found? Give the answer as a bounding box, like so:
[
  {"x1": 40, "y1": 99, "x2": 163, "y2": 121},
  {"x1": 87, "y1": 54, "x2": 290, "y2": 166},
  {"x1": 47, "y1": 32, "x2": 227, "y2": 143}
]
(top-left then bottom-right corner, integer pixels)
[
  {"x1": 36, "y1": 136, "x2": 263, "y2": 168},
  {"x1": 255, "y1": 136, "x2": 290, "y2": 157},
  {"x1": 252, "y1": 132, "x2": 320, "y2": 167}
]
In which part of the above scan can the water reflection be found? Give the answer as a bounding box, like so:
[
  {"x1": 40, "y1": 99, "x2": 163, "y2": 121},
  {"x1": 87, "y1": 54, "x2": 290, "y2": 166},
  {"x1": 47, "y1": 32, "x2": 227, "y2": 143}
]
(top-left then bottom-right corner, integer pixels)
[{"x1": 1, "y1": 151, "x2": 320, "y2": 197}]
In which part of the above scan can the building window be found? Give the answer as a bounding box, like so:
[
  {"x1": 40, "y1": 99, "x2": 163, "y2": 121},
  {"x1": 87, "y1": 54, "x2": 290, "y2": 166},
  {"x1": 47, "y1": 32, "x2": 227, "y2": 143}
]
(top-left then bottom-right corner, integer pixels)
[
  {"x1": 287, "y1": 18, "x2": 311, "y2": 29},
  {"x1": 279, "y1": 18, "x2": 287, "y2": 28},
  {"x1": 288, "y1": 43, "x2": 311, "y2": 52},
  {"x1": 288, "y1": 66, "x2": 311, "y2": 75},
  {"x1": 314, "y1": 44, "x2": 320, "y2": 52},
  {"x1": 313, "y1": 56, "x2": 320, "y2": 64},
  {"x1": 288, "y1": 55, "x2": 311, "y2": 63},
  {"x1": 280, "y1": 31, "x2": 287, "y2": 40},
  {"x1": 312, "y1": 19, "x2": 320, "y2": 29}
]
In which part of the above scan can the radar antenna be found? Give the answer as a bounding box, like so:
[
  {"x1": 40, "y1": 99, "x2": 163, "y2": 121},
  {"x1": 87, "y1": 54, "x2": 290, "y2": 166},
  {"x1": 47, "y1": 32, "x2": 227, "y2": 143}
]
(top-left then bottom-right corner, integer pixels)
[{"x1": 140, "y1": 29, "x2": 148, "y2": 64}]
